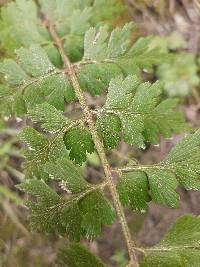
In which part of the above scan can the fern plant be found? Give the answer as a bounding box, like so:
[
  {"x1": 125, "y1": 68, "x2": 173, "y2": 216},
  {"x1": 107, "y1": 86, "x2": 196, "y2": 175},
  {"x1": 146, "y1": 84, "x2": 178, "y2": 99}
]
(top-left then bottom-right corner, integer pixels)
[{"x1": 1, "y1": 1, "x2": 200, "y2": 266}]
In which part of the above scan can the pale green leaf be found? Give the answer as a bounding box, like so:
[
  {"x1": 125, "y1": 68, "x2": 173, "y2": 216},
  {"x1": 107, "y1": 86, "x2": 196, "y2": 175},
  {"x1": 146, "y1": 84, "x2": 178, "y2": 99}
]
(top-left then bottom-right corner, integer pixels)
[
  {"x1": 44, "y1": 158, "x2": 90, "y2": 193},
  {"x1": 83, "y1": 23, "x2": 133, "y2": 61},
  {"x1": 0, "y1": 0, "x2": 46, "y2": 49},
  {"x1": 97, "y1": 114, "x2": 121, "y2": 149},
  {"x1": 107, "y1": 23, "x2": 133, "y2": 58},
  {"x1": 105, "y1": 75, "x2": 140, "y2": 109},
  {"x1": 28, "y1": 103, "x2": 68, "y2": 133},
  {"x1": 0, "y1": 59, "x2": 28, "y2": 85},
  {"x1": 16, "y1": 45, "x2": 55, "y2": 77},
  {"x1": 19, "y1": 127, "x2": 68, "y2": 179}
]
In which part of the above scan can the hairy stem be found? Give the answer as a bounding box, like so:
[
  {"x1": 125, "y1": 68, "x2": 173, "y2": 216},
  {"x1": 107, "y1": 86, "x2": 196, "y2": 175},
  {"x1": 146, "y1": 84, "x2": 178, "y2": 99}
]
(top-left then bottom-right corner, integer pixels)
[
  {"x1": 117, "y1": 164, "x2": 173, "y2": 173},
  {"x1": 44, "y1": 18, "x2": 139, "y2": 267}
]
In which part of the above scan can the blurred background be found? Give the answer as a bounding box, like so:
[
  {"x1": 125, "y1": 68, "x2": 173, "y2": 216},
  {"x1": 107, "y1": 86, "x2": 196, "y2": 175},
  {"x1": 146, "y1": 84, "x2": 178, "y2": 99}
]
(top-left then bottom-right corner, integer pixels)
[{"x1": 1, "y1": 0, "x2": 200, "y2": 266}]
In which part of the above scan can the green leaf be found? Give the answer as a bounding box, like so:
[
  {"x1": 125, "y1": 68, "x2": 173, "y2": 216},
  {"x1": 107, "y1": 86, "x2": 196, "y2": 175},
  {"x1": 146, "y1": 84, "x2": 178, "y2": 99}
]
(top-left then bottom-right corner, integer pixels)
[
  {"x1": 0, "y1": 0, "x2": 123, "y2": 62},
  {"x1": 77, "y1": 62, "x2": 122, "y2": 96},
  {"x1": 12, "y1": 91, "x2": 27, "y2": 116},
  {"x1": 97, "y1": 114, "x2": 121, "y2": 149},
  {"x1": 0, "y1": 85, "x2": 26, "y2": 116},
  {"x1": 24, "y1": 72, "x2": 75, "y2": 111},
  {"x1": 58, "y1": 243, "x2": 105, "y2": 267},
  {"x1": 0, "y1": 0, "x2": 46, "y2": 50},
  {"x1": 16, "y1": 45, "x2": 55, "y2": 77},
  {"x1": 140, "y1": 215, "x2": 200, "y2": 267},
  {"x1": 98, "y1": 75, "x2": 187, "y2": 148},
  {"x1": 143, "y1": 98, "x2": 188, "y2": 143},
  {"x1": 105, "y1": 75, "x2": 140, "y2": 109},
  {"x1": 64, "y1": 126, "x2": 95, "y2": 165},
  {"x1": 117, "y1": 171, "x2": 150, "y2": 211},
  {"x1": 19, "y1": 127, "x2": 68, "y2": 179},
  {"x1": 0, "y1": 59, "x2": 28, "y2": 85},
  {"x1": 17, "y1": 177, "x2": 115, "y2": 240},
  {"x1": 83, "y1": 23, "x2": 133, "y2": 61},
  {"x1": 121, "y1": 114, "x2": 144, "y2": 148},
  {"x1": 17, "y1": 179, "x2": 83, "y2": 240},
  {"x1": 118, "y1": 130, "x2": 200, "y2": 209},
  {"x1": 84, "y1": 26, "x2": 108, "y2": 61},
  {"x1": 20, "y1": 127, "x2": 48, "y2": 152},
  {"x1": 45, "y1": 158, "x2": 115, "y2": 239},
  {"x1": 107, "y1": 23, "x2": 134, "y2": 58},
  {"x1": 163, "y1": 129, "x2": 200, "y2": 190},
  {"x1": 44, "y1": 158, "x2": 90, "y2": 193},
  {"x1": 0, "y1": 45, "x2": 75, "y2": 111},
  {"x1": 76, "y1": 26, "x2": 168, "y2": 97},
  {"x1": 28, "y1": 103, "x2": 68, "y2": 133},
  {"x1": 79, "y1": 190, "x2": 115, "y2": 239},
  {"x1": 145, "y1": 169, "x2": 179, "y2": 208},
  {"x1": 128, "y1": 35, "x2": 168, "y2": 71},
  {"x1": 77, "y1": 23, "x2": 169, "y2": 96},
  {"x1": 17, "y1": 179, "x2": 59, "y2": 202}
]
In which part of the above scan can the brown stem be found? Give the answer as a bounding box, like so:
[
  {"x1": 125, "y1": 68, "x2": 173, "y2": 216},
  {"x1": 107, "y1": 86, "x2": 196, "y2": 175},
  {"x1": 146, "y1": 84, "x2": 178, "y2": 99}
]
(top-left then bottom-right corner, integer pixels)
[{"x1": 43, "y1": 17, "x2": 139, "y2": 267}]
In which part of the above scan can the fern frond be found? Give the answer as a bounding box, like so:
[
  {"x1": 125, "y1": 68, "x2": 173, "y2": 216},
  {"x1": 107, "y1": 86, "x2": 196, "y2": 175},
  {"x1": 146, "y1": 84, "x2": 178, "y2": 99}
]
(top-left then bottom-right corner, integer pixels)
[
  {"x1": 26, "y1": 103, "x2": 95, "y2": 165},
  {"x1": 0, "y1": 0, "x2": 123, "y2": 61},
  {"x1": 141, "y1": 215, "x2": 200, "y2": 267},
  {"x1": 97, "y1": 75, "x2": 188, "y2": 149},
  {"x1": 0, "y1": 45, "x2": 75, "y2": 111},
  {"x1": 117, "y1": 130, "x2": 200, "y2": 209},
  {"x1": 19, "y1": 123, "x2": 94, "y2": 180},
  {"x1": 17, "y1": 158, "x2": 115, "y2": 240},
  {"x1": 76, "y1": 25, "x2": 167, "y2": 96},
  {"x1": 29, "y1": 107, "x2": 94, "y2": 166},
  {"x1": 0, "y1": 18, "x2": 168, "y2": 116},
  {"x1": 44, "y1": 158, "x2": 91, "y2": 193}
]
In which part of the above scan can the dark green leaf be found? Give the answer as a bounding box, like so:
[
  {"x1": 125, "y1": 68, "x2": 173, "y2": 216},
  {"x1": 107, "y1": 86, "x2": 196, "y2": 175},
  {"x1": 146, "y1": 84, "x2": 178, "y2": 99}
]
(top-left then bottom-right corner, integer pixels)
[
  {"x1": 64, "y1": 127, "x2": 95, "y2": 165},
  {"x1": 58, "y1": 243, "x2": 105, "y2": 267}
]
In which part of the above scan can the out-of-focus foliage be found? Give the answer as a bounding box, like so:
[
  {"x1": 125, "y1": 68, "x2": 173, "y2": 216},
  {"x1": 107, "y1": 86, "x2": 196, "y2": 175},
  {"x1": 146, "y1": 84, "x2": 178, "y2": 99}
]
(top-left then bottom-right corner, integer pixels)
[
  {"x1": 111, "y1": 250, "x2": 128, "y2": 267},
  {"x1": 149, "y1": 32, "x2": 199, "y2": 97},
  {"x1": 157, "y1": 53, "x2": 199, "y2": 97},
  {"x1": 0, "y1": 0, "x2": 124, "y2": 60}
]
